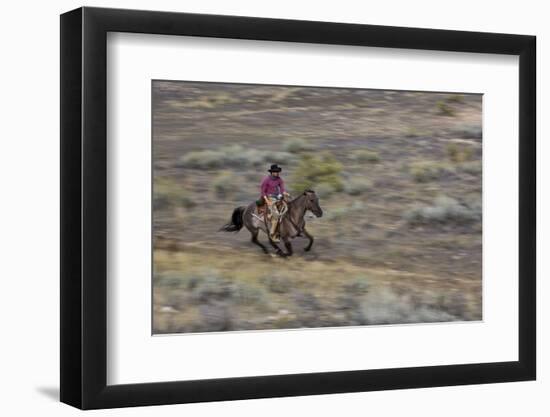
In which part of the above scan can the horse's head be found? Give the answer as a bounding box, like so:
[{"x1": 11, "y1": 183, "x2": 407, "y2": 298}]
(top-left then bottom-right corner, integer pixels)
[{"x1": 303, "y1": 189, "x2": 323, "y2": 218}]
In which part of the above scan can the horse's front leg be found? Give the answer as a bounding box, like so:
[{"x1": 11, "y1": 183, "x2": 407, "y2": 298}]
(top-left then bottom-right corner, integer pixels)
[
  {"x1": 302, "y1": 227, "x2": 314, "y2": 252},
  {"x1": 268, "y1": 238, "x2": 286, "y2": 257},
  {"x1": 282, "y1": 236, "x2": 293, "y2": 256}
]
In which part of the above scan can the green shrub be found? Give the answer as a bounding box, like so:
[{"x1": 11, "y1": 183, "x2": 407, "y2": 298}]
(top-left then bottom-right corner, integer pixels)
[
  {"x1": 157, "y1": 269, "x2": 270, "y2": 308},
  {"x1": 178, "y1": 145, "x2": 295, "y2": 169},
  {"x1": 223, "y1": 145, "x2": 265, "y2": 166},
  {"x1": 326, "y1": 206, "x2": 349, "y2": 221},
  {"x1": 292, "y1": 152, "x2": 344, "y2": 193},
  {"x1": 359, "y1": 287, "x2": 459, "y2": 324},
  {"x1": 460, "y1": 160, "x2": 482, "y2": 175},
  {"x1": 189, "y1": 274, "x2": 234, "y2": 303},
  {"x1": 233, "y1": 283, "x2": 268, "y2": 306},
  {"x1": 451, "y1": 125, "x2": 482, "y2": 140},
  {"x1": 154, "y1": 177, "x2": 196, "y2": 209},
  {"x1": 446, "y1": 143, "x2": 473, "y2": 163},
  {"x1": 314, "y1": 182, "x2": 336, "y2": 198},
  {"x1": 351, "y1": 148, "x2": 380, "y2": 163},
  {"x1": 436, "y1": 100, "x2": 455, "y2": 116},
  {"x1": 267, "y1": 151, "x2": 297, "y2": 165},
  {"x1": 403, "y1": 195, "x2": 481, "y2": 225},
  {"x1": 446, "y1": 94, "x2": 464, "y2": 103},
  {"x1": 409, "y1": 161, "x2": 454, "y2": 183},
  {"x1": 405, "y1": 127, "x2": 420, "y2": 138},
  {"x1": 178, "y1": 150, "x2": 221, "y2": 169},
  {"x1": 261, "y1": 274, "x2": 291, "y2": 294},
  {"x1": 344, "y1": 177, "x2": 372, "y2": 195},
  {"x1": 283, "y1": 137, "x2": 313, "y2": 153},
  {"x1": 213, "y1": 171, "x2": 233, "y2": 197},
  {"x1": 183, "y1": 93, "x2": 238, "y2": 109},
  {"x1": 327, "y1": 201, "x2": 365, "y2": 221},
  {"x1": 343, "y1": 275, "x2": 370, "y2": 294},
  {"x1": 154, "y1": 272, "x2": 191, "y2": 289}
]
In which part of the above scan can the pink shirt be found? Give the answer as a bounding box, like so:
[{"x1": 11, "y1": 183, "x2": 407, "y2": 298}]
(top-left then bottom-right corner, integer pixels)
[{"x1": 260, "y1": 175, "x2": 285, "y2": 197}]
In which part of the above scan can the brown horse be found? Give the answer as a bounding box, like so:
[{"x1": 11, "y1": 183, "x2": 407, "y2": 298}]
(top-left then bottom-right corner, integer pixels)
[{"x1": 219, "y1": 190, "x2": 323, "y2": 257}]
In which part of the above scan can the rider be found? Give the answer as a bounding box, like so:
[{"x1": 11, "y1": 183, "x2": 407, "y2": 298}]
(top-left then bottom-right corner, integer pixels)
[{"x1": 257, "y1": 164, "x2": 289, "y2": 241}]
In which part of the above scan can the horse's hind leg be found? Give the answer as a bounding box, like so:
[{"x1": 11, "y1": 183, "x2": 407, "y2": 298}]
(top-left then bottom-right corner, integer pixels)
[
  {"x1": 302, "y1": 227, "x2": 314, "y2": 252},
  {"x1": 250, "y1": 229, "x2": 269, "y2": 254}
]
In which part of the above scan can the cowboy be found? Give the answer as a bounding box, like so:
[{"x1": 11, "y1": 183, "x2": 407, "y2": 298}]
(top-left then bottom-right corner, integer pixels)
[{"x1": 256, "y1": 164, "x2": 289, "y2": 241}]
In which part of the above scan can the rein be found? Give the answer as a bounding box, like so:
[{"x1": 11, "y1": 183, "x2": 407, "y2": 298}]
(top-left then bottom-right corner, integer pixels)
[{"x1": 286, "y1": 195, "x2": 308, "y2": 237}]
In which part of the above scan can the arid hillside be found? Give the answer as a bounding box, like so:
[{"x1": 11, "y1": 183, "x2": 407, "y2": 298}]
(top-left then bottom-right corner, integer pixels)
[{"x1": 152, "y1": 81, "x2": 482, "y2": 334}]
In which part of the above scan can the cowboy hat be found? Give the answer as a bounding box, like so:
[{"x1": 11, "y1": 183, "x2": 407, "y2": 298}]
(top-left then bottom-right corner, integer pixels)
[{"x1": 268, "y1": 164, "x2": 282, "y2": 173}]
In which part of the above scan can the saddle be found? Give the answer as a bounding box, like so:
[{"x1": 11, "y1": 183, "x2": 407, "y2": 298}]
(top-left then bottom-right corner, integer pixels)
[{"x1": 256, "y1": 197, "x2": 287, "y2": 242}]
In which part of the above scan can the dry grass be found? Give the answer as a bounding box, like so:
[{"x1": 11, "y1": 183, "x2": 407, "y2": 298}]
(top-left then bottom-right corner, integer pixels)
[{"x1": 153, "y1": 249, "x2": 481, "y2": 333}]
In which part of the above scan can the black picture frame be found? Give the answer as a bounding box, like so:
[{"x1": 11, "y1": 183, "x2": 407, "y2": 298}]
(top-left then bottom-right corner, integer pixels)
[{"x1": 60, "y1": 6, "x2": 536, "y2": 410}]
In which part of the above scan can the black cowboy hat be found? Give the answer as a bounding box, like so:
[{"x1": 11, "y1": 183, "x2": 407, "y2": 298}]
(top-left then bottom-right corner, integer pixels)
[{"x1": 268, "y1": 164, "x2": 282, "y2": 173}]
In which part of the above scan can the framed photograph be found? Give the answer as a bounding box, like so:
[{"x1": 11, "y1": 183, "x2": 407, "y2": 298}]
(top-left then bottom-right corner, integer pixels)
[{"x1": 60, "y1": 7, "x2": 536, "y2": 409}]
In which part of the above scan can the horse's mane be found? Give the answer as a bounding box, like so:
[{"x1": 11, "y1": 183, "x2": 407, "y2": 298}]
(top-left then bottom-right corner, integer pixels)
[
  {"x1": 289, "y1": 190, "x2": 314, "y2": 203},
  {"x1": 289, "y1": 190, "x2": 316, "y2": 207}
]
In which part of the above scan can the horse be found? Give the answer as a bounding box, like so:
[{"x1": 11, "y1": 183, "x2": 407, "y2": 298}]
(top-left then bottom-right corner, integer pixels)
[{"x1": 219, "y1": 190, "x2": 323, "y2": 257}]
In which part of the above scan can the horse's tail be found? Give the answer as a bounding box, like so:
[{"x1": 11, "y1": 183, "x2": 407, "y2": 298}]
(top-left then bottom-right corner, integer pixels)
[{"x1": 219, "y1": 206, "x2": 246, "y2": 232}]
